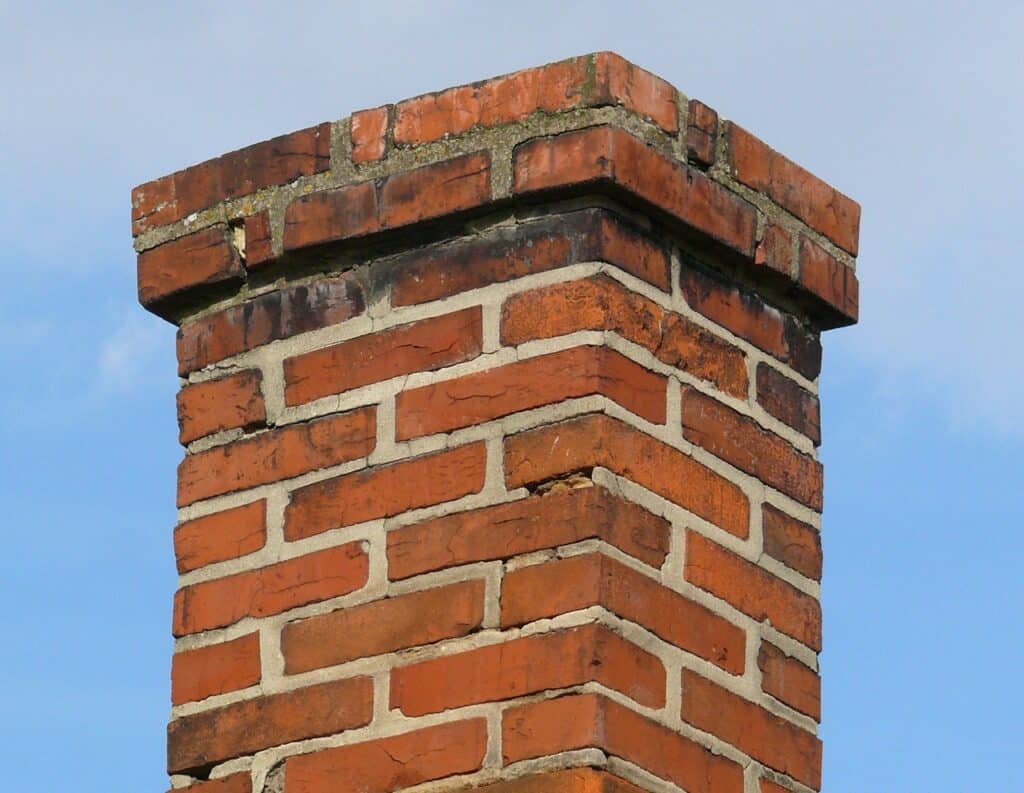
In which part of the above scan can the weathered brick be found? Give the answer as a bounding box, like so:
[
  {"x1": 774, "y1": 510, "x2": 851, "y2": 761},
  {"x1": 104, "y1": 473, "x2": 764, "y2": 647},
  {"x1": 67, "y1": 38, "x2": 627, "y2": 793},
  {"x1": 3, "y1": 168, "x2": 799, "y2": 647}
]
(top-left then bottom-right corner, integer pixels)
[
  {"x1": 171, "y1": 632, "x2": 260, "y2": 705},
  {"x1": 754, "y1": 223, "x2": 794, "y2": 278},
  {"x1": 132, "y1": 123, "x2": 331, "y2": 236},
  {"x1": 284, "y1": 307, "x2": 483, "y2": 406},
  {"x1": 350, "y1": 106, "x2": 389, "y2": 164},
  {"x1": 680, "y1": 387, "x2": 822, "y2": 509},
  {"x1": 679, "y1": 262, "x2": 822, "y2": 380},
  {"x1": 243, "y1": 211, "x2": 274, "y2": 268},
  {"x1": 387, "y1": 485, "x2": 670, "y2": 579},
  {"x1": 798, "y1": 235, "x2": 859, "y2": 323},
  {"x1": 284, "y1": 442, "x2": 486, "y2": 541},
  {"x1": 685, "y1": 532, "x2": 821, "y2": 650},
  {"x1": 390, "y1": 208, "x2": 671, "y2": 306},
  {"x1": 725, "y1": 121, "x2": 860, "y2": 255},
  {"x1": 757, "y1": 363, "x2": 821, "y2": 445},
  {"x1": 396, "y1": 345, "x2": 667, "y2": 440},
  {"x1": 177, "y1": 369, "x2": 266, "y2": 445},
  {"x1": 137, "y1": 226, "x2": 242, "y2": 309},
  {"x1": 390, "y1": 624, "x2": 664, "y2": 716},
  {"x1": 283, "y1": 181, "x2": 378, "y2": 250},
  {"x1": 759, "y1": 640, "x2": 821, "y2": 720},
  {"x1": 283, "y1": 719, "x2": 486, "y2": 793},
  {"x1": 167, "y1": 676, "x2": 372, "y2": 775},
  {"x1": 174, "y1": 500, "x2": 266, "y2": 574},
  {"x1": 686, "y1": 99, "x2": 719, "y2": 167},
  {"x1": 458, "y1": 769, "x2": 646, "y2": 793},
  {"x1": 169, "y1": 772, "x2": 251, "y2": 793},
  {"x1": 502, "y1": 553, "x2": 744, "y2": 674},
  {"x1": 503, "y1": 693, "x2": 744, "y2": 793},
  {"x1": 759, "y1": 778, "x2": 792, "y2": 793},
  {"x1": 501, "y1": 274, "x2": 748, "y2": 398},
  {"x1": 177, "y1": 274, "x2": 365, "y2": 375},
  {"x1": 282, "y1": 580, "x2": 484, "y2": 674},
  {"x1": 592, "y1": 51, "x2": 679, "y2": 133},
  {"x1": 514, "y1": 125, "x2": 757, "y2": 256},
  {"x1": 762, "y1": 503, "x2": 822, "y2": 581},
  {"x1": 682, "y1": 670, "x2": 821, "y2": 789},
  {"x1": 173, "y1": 542, "x2": 368, "y2": 636},
  {"x1": 177, "y1": 407, "x2": 375, "y2": 507},
  {"x1": 505, "y1": 413, "x2": 750, "y2": 538}
]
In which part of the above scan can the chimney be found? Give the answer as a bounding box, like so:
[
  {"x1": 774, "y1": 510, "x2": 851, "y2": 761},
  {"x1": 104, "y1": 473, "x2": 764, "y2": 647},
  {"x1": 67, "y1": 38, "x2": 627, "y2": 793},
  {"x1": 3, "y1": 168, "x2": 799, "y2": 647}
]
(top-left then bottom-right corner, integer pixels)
[{"x1": 133, "y1": 53, "x2": 859, "y2": 793}]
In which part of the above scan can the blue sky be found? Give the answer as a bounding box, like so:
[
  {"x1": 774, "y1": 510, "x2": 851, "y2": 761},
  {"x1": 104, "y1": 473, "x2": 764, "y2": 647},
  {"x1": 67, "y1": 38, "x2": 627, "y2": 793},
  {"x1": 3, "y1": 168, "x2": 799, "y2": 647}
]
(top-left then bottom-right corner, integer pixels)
[{"x1": 2, "y1": 2, "x2": 1021, "y2": 790}]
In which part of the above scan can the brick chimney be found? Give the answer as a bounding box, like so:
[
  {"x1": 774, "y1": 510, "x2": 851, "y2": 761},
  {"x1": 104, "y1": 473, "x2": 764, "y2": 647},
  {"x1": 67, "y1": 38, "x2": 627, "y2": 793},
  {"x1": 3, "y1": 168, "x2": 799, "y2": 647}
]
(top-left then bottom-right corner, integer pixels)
[{"x1": 133, "y1": 53, "x2": 859, "y2": 793}]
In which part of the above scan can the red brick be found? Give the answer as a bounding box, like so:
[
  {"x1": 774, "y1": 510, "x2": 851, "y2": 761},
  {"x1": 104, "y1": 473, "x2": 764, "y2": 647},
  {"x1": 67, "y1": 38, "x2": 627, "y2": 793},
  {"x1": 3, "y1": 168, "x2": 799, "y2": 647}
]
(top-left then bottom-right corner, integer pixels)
[
  {"x1": 283, "y1": 719, "x2": 486, "y2": 793},
  {"x1": 283, "y1": 180, "x2": 378, "y2": 250},
  {"x1": 390, "y1": 624, "x2": 664, "y2": 716},
  {"x1": 760, "y1": 778, "x2": 792, "y2": 793},
  {"x1": 243, "y1": 211, "x2": 274, "y2": 268},
  {"x1": 391, "y1": 208, "x2": 670, "y2": 306},
  {"x1": 592, "y1": 51, "x2": 679, "y2": 133},
  {"x1": 177, "y1": 273, "x2": 365, "y2": 375},
  {"x1": 679, "y1": 263, "x2": 822, "y2": 380},
  {"x1": 503, "y1": 693, "x2": 744, "y2": 793},
  {"x1": 171, "y1": 632, "x2": 260, "y2": 705},
  {"x1": 798, "y1": 235, "x2": 859, "y2": 324},
  {"x1": 174, "y1": 501, "x2": 267, "y2": 574},
  {"x1": 457, "y1": 769, "x2": 646, "y2": 793},
  {"x1": 282, "y1": 580, "x2": 484, "y2": 674},
  {"x1": 502, "y1": 553, "x2": 744, "y2": 674},
  {"x1": 514, "y1": 125, "x2": 757, "y2": 256},
  {"x1": 725, "y1": 121, "x2": 860, "y2": 255},
  {"x1": 505, "y1": 413, "x2": 750, "y2": 538},
  {"x1": 137, "y1": 226, "x2": 242, "y2": 309},
  {"x1": 501, "y1": 275, "x2": 748, "y2": 399},
  {"x1": 680, "y1": 387, "x2": 822, "y2": 509},
  {"x1": 396, "y1": 346, "x2": 667, "y2": 440},
  {"x1": 284, "y1": 307, "x2": 483, "y2": 406},
  {"x1": 169, "y1": 772, "x2": 251, "y2": 793},
  {"x1": 759, "y1": 641, "x2": 821, "y2": 720},
  {"x1": 284, "y1": 442, "x2": 486, "y2": 541},
  {"x1": 762, "y1": 503, "x2": 822, "y2": 581},
  {"x1": 132, "y1": 123, "x2": 331, "y2": 236},
  {"x1": 754, "y1": 223, "x2": 794, "y2": 278},
  {"x1": 387, "y1": 485, "x2": 670, "y2": 579},
  {"x1": 177, "y1": 407, "x2": 375, "y2": 507},
  {"x1": 177, "y1": 370, "x2": 266, "y2": 445},
  {"x1": 350, "y1": 106, "x2": 389, "y2": 164},
  {"x1": 685, "y1": 533, "x2": 821, "y2": 650},
  {"x1": 686, "y1": 99, "x2": 719, "y2": 167},
  {"x1": 681, "y1": 670, "x2": 821, "y2": 789},
  {"x1": 173, "y1": 542, "x2": 368, "y2": 636},
  {"x1": 167, "y1": 676, "x2": 372, "y2": 775},
  {"x1": 757, "y1": 363, "x2": 821, "y2": 445}
]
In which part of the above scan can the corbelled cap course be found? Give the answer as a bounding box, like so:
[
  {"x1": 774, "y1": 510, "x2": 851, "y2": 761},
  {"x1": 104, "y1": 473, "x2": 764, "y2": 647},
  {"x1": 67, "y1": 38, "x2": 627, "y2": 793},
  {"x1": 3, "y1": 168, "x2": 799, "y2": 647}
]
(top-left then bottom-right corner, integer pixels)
[{"x1": 135, "y1": 52, "x2": 859, "y2": 793}]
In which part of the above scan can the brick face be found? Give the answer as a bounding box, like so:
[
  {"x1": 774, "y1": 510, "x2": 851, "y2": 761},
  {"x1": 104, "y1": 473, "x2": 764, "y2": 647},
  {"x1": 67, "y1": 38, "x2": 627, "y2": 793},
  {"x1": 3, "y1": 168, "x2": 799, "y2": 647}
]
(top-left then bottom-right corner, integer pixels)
[
  {"x1": 173, "y1": 500, "x2": 266, "y2": 574},
  {"x1": 171, "y1": 632, "x2": 261, "y2": 705},
  {"x1": 759, "y1": 640, "x2": 822, "y2": 720},
  {"x1": 177, "y1": 369, "x2": 266, "y2": 444},
  {"x1": 137, "y1": 226, "x2": 242, "y2": 309}
]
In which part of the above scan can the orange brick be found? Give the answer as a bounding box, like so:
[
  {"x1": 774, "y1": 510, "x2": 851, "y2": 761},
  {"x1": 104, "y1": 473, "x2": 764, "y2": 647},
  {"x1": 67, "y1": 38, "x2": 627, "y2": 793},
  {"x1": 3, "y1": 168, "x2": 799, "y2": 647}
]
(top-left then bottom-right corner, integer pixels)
[
  {"x1": 500, "y1": 274, "x2": 748, "y2": 398},
  {"x1": 680, "y1": 387, "x2": 822, "y2": 509},
  {"x1": 174, "y1": 500, "x2": 267, "y2": 574},
  {"x1": 681, "y1": 670, "x2": 821, "y2": 789},
  {"x1": 679, "y1": 263, "x2": 822, "y2": 380},
  {"x1": 503, "y1": 693, "x2": 743, "y2": 793},
  {"x1": 169, "y1": 772, "x2": 251, "y2": 793},
  {"x1": 380, "y1": 151, "x2": 491, "y2": 228},
  {"x1": 756, "y1": 363, "x2": 821, "y2": 445},
  {"x1": 459, "y1": 769, "x2": 646, "y2": 793},
  {"x1": 762, "y1": 503, "x2": 822, "y2": 581},
  {"x1": 396, "y1": 346, "x2": 667, "y2": 440},
  {"x1": 284, "y1": 307, "x2": 482, "y2": 406},
  {"x1": 177, "y1": 273, "x2": 365, "y2": 375},
  {"x1": 514, "y1": 125, "x2": 756, "y2": 257},
  {"x1": 282, "y1": 580, "x2": 484, "y2": 674},
  {"x1": 725, "y1": 121, "x2": 860, "y2": 255},
  {"x1": 391, "y1": 208, "x2": 670, "y2": 306},
  {"x1": 685, "y1": 533, "x2": 821, "y2": 650},
  {"x1": 390, "y1": 624, "x2": 664, "y2": 716},
  {"x1": 283, "y1": 719, "x2": 486, "y2": 793},
  {"x1": 167, "y1": 676, "x2": 372, "y2": 775},
  {"x1": 754, "y1": 222, "x2": 794, "y2": 278},
  {"x1": 505, "y1": 413, "x2": 749, "y2": 538},
  {"x1": 593, "y1": 52, "x2": 679, "y2": 133},
  {"x1": 759, "y1": 641, "x2": 821, "y2": 721},
  {"x1": 386, "y1": 485, "x2": 670, "y2": 579},
  {"x1": 177, "y1": 370, "x2": 266, "y2": 444},
  {"x1": 502, "y1": 553, "x2": 744, "y2": 674},
  {"x1": 283, "y1": 180, "x2": 378, "y2": 250},
  {"x1": 173, "y1": 542, "x2": 368, "y2": 636},
  {"x1": 350, "y1": 106, "x2": 389, "y2": 164},
  {"x1": 242, "y1": 211, "x2": 273, "y2": 268},
  {"x1": 171, "y1": 632, "x2": 260, "y2": 705},
  {"x1": 137, "y1": 226, "x2": 242, "y2": 310},
  {"x1": 284, "y1": 442, "x2": 486, "y2": 541},
  {"x1": 798, "y1": 234, "x2": 859, "y2": 323},
  {"x1": 759, "y1": 779, "x2": 792, "y2": 793},
  {"x1": 177, "y1": 407, "x2": 375, "y2": 507}
]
